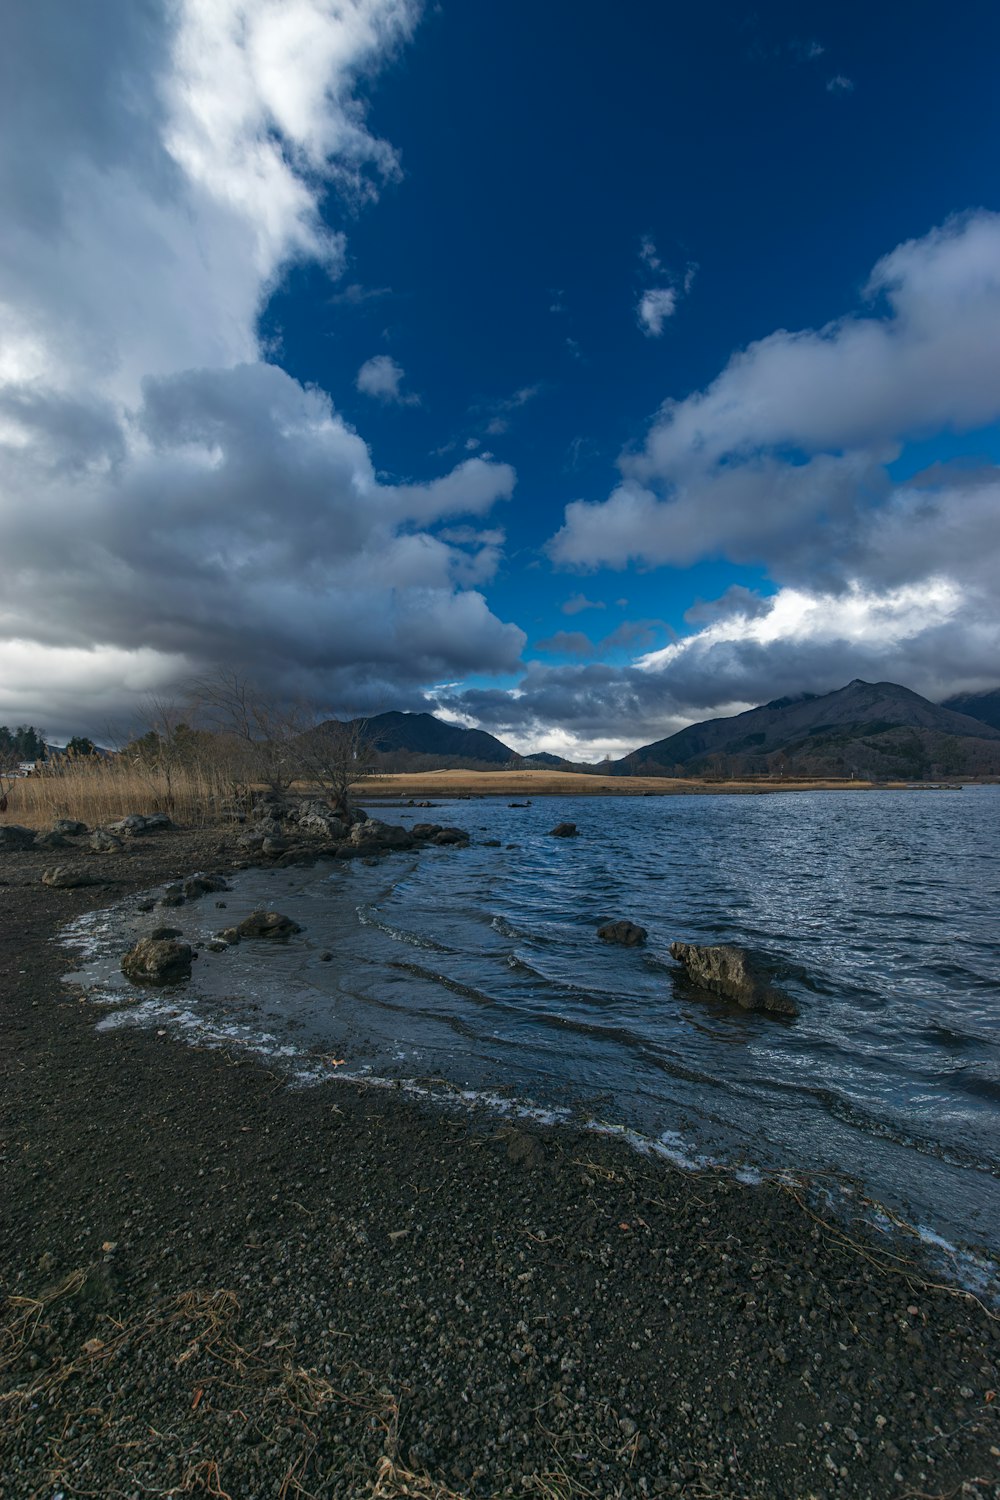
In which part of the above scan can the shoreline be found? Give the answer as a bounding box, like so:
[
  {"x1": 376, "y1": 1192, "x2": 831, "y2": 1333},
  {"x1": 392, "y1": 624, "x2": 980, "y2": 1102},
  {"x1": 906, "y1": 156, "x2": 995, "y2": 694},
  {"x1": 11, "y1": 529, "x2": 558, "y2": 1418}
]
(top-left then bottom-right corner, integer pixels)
[
  {"x1": 1, "y1": 827, "x2": 998, "y2": 1497},
  {"x1": 354, "y1": 769, "x2": 976, "y2": 799}
]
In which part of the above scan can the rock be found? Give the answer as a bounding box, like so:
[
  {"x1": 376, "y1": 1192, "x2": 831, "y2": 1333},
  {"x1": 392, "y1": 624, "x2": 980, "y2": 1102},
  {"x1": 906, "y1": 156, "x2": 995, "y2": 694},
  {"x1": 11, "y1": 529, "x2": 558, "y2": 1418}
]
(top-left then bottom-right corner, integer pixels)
[
  {"x1": 349, "y1": 819, "x2": 413, "y2": 851},
  {"x1": 182, "y1": 873, "x2": 230, "y2": 899},
  {"x1": 214, "y1": 927, "x2": 241, "y2": 946},
  {"x1": 410, "y1": 822, "x2": 442, "y2": 840},
  {"x1": 549, "y1": 822, "x2": 578, "y2": 838},
  {"x1": 597, "y1": 919, "x2": 647, "y2": 946},
  {"x1": 107, "y1": 814, "x2": 152, "y2": 837},
  {"x1": 508, "y1": 801, "x2": 531, "y2": 808},
  {"x1": 483, "y1": 839, "x2": 502, "y2": 847},
  {"x1": 90, "y1": 829, "x2": 124, "y2": 853},
  {"x1": 432, "y1": 826, "x2": 469, "y2": 846},
  {"x1": 149, "y1": 925, "x2": 182, "y2": 940},
  {"x1": 319, "y1": 950, "x2": 333, "y2": 962},
  {"x1": 236, "y1": 910, "x2": 302, "y2": 941},
  {"x1": 52, "y1": 819, "x2": 88, "y2": 836},
  {"x1": 669, "y1": 942, "x2": 799, "y2": 1017},
  {"x1": 41, "y1": 864, "x2": 100, "y2": 888},
  {"x1": 33, "y1": 830, "x2": 69, "y2": 849},
  {"x1": 260, "y1": 836, "x2": 290, "y2": 857},
  {"x1": 498, "y1": 1127, "x2": 546, "y2": 1168},
  {"x1": 139, "y1": 812, "x2": 173, "y2": 832},
  {"x1": 295, "y1": 801, "x2": 348, "y2": 839},
  {"x1": 158, "y1": 893, "x2": 186, "y2": 908},
  {"x1": 0, "y1": 824, "x2": 38, "y2": 851},
  {"x1": 121, "y1": 937, "x2": 193, "y2": 985}
]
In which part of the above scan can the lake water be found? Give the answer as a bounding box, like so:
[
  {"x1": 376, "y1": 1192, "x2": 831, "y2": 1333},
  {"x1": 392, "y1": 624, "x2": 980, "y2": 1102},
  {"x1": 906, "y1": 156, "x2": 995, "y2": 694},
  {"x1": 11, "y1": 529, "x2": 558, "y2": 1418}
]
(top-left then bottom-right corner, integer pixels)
[{"x1": 65, "y1": 787, "x2": 1000, "y2": 1264}]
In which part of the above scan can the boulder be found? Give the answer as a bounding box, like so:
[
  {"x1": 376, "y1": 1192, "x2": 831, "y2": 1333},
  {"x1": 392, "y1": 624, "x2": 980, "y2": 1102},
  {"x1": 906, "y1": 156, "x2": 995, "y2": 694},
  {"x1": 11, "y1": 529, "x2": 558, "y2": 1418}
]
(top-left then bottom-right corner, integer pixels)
[
  {"x1": 669, "y1": 942, "x2": 798, "y2": 1018},
  {"x1": 0, "y1": 824, "x2": 38, "y2": 852},
  {"x1": 140, "y1": 812, "x2": 174, "y2": 833},
  {"x1": 548, "y1": 822, "x2": 578, "y2": 838},
  {"x1": 597, "y1": 919, "x2": 647, "y2": 947},
  {"x1": 349, "y1": 819, "x2": 413, "y2": 851},
  {"x1": 33, "y1": 831, "x2": 69, "y2": 849},
  {"x1": 236, "y1": 910, "x2": 302, "y2": 941},
  {"x1": 297, "y1": 808, "x2": 348, "y2": 839},
  {"x1": 41, "y1": 865, "x2": 100, "y2": 888},
  {"x1": 121, "y1": 937, "x2": 193, "y2": 985},
  {"x1": 90, "y1": 829, "x2": 124, "y2": 854},
  {"x1": 149, "y1": 925, "x2": 183, "y2": 940},
  {"x1": 260, "y1": 835, "x2": 290, "y2": 857},
  {"x1": 182, "y1": 873, "x2": 230, "y2": 900},
  {"x1": 105, "y1": 812, "x2": 173, "y2": 837},
  {"x1": 52, "y1": 819, "x2": 88, "y2": 837},
  {"x1": 432, "y1": 826, "x2": 469, "y2": 846},
  {"x1": 213, "y1": 927, "x2": 241, "y2": 946},
  {"x1": 410, "y1": 822, "x2": 442, "y2": 840},
  {"x1": 107, "y1": 814, "x2": 151, "y2": 837}
]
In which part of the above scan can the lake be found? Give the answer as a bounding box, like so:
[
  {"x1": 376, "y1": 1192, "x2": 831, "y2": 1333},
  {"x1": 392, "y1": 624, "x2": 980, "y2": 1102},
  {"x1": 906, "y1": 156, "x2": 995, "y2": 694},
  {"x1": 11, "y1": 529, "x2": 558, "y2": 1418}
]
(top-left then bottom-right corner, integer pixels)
[{"x1": 67, "y1": 786, "x2": 1000, "y2": 1263}]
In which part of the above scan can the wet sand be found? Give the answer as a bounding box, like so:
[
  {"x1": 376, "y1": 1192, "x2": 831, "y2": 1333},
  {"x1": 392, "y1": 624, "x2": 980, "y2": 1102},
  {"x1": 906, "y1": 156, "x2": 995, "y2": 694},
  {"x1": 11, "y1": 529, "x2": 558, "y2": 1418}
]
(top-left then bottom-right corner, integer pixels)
[{"x1": 0, "y1": 827, "x2": 997, "y2": 1498}]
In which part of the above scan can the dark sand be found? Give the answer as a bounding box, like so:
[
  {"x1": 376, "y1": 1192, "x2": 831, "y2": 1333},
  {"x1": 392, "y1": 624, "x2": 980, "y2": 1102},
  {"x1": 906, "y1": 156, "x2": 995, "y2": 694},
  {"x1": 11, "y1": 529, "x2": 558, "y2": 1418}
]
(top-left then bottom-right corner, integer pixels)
[{"x1": 1, "y1": 827, "x2": 997, "y2": 1499}]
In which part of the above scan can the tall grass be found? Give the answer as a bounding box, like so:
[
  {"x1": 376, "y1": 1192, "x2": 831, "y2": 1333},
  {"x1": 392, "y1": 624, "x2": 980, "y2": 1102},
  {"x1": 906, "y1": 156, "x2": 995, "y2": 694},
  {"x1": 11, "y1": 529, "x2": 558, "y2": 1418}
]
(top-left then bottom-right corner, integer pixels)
[{"x1": 3, "y1": 757, "x2": 240, "y2": 830}]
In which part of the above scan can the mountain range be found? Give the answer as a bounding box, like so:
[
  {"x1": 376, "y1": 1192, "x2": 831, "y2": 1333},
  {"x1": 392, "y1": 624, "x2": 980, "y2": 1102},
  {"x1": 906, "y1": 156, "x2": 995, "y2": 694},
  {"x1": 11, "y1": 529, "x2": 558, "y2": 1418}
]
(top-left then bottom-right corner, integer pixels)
[
  {"x1": 607, "y1": 679, "x2": 1000, "y2": 780},
  {"x1": 331, "y1": 680, "x2": 1000, "y2": 780}
]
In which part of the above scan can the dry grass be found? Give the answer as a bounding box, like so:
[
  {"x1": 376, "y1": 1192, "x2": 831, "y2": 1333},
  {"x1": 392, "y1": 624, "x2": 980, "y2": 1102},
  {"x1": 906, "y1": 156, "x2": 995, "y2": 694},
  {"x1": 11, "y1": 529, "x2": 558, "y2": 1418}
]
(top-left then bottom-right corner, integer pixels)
[
  {"x1": 0, "y1": 1277, "x2": 462, "y2": 1499},
  {"x1": 3, "y1": 759, "x2": 239, "y2": 830},
  {"x1": 357, "y1": 768, "x2": 881, "y2": 798}
]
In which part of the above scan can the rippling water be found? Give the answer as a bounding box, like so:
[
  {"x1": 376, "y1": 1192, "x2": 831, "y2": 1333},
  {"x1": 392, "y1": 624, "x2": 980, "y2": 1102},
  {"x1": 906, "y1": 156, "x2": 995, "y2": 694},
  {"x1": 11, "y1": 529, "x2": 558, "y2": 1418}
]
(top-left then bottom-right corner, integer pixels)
[{"x1": 66, "y1": 787, "x2": 1000, "y2": 1257}]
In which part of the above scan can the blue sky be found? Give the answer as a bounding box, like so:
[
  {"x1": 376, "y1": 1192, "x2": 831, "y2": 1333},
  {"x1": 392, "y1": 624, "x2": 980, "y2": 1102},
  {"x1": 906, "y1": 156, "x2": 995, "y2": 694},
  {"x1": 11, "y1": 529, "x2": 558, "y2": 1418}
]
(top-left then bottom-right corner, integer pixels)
[{"x1": 2, "y1": 1, "x2": 1000, "y2": 754}]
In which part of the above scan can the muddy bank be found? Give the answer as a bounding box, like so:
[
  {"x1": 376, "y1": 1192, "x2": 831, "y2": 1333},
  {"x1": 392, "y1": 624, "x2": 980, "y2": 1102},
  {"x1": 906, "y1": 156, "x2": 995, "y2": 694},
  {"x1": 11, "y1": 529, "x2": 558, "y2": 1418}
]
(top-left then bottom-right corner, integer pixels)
[{"x1": 0, "y1": 827, "x2": 998, "y2": 1498}]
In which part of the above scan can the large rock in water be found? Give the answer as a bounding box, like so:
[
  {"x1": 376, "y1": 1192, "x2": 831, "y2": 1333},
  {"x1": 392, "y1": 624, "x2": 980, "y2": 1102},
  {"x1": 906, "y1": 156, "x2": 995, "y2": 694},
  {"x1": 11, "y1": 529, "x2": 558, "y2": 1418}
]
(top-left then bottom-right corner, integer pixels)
[
  {"x1": 548, "y1": 822, "x2": 578, "y2": 838},
  {"x1": 236, "y1": 910, "x2": 302, "y2": 941},
  {"x1": 597, "y1": 919, "x2": 647, "y2": 946},
  {"x1": 121, "y1": 937, "x2": 193, "y2": 985},
  {"x1": 669, "y1": 942, "x2": 798, "y2": 1017},
  {"x1": 349, "y1": 819, "x2": 414, "y2": 851}
]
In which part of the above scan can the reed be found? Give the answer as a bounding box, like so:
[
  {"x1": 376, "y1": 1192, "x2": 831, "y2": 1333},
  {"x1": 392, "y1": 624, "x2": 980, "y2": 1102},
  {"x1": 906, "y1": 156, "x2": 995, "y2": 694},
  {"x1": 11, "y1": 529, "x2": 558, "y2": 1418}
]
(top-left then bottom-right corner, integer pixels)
[{"x1": 3, "y1": 756, "x2": 239, "y2": 830}]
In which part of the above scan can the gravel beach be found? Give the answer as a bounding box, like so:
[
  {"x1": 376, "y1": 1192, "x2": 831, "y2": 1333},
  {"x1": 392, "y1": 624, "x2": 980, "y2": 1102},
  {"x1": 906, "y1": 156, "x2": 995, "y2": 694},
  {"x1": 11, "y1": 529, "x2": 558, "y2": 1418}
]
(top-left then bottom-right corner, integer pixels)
[{"x1": 1, "y1": 828, "x2": 997, "y2": 1499}]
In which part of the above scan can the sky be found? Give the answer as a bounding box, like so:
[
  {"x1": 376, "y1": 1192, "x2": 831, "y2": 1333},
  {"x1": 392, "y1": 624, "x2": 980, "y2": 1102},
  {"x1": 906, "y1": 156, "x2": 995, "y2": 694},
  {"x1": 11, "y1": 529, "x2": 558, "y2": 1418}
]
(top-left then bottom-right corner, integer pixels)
[{"x1": 2, "y1": 0, "x2": 1000, "y2": 758}]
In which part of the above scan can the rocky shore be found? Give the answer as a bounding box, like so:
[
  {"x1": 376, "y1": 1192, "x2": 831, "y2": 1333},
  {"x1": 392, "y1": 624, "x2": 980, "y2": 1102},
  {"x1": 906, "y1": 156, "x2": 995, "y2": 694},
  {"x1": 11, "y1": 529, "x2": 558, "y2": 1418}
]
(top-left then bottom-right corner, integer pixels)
[{"x1": 0, "y1": 818, "x2": 998, "y2": 1498}]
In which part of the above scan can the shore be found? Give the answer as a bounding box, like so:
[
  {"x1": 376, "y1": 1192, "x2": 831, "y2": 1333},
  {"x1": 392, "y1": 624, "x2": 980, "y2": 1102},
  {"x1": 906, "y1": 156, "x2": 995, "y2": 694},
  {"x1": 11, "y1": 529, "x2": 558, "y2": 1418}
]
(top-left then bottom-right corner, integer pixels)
[{"x1": 1, "y1": 827, "x2": 997, "y2": 1499}]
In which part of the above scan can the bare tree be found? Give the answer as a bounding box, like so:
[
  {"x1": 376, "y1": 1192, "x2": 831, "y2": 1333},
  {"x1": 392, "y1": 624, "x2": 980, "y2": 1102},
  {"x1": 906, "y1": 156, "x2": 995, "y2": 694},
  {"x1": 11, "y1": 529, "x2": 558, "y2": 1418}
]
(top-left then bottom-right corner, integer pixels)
[
  {"x1": 189, "y1": 670, "x2": 378, "y2": 817},
  {"x1": 294, "y1": 715, "x2": 378, "y2": 820},
  {"x1": 188, "y1": 670, "x2": 304, "y2": 800}
]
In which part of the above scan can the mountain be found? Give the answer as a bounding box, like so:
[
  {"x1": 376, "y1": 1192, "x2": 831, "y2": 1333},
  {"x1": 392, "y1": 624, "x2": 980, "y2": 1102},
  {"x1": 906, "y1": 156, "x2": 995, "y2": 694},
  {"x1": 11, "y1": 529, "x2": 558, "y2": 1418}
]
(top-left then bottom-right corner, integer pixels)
[
  {"x1": 941, "y1": 687, "x2": 1000, "y2": 731},
  {"x1": 323, "y1": 711, "x2": 570, "y2": 772},
  {"x1": 609, "y1": 680, "x2": 1000, "y2": 780}
]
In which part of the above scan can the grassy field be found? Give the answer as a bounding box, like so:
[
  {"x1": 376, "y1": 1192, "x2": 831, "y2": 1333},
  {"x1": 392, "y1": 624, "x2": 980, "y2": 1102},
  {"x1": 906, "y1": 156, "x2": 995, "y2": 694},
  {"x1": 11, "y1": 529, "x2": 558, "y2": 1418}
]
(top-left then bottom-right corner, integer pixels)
[{"x1": 357, "y1": 768, "x2": 880, "y2": 798}]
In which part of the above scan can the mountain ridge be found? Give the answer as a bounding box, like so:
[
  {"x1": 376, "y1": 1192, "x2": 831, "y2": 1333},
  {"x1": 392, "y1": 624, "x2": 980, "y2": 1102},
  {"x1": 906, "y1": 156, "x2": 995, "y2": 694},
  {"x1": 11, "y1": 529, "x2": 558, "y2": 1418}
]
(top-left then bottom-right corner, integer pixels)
[{"x1": 607, "y1": 679, "x2": 1000, "y2": 780}]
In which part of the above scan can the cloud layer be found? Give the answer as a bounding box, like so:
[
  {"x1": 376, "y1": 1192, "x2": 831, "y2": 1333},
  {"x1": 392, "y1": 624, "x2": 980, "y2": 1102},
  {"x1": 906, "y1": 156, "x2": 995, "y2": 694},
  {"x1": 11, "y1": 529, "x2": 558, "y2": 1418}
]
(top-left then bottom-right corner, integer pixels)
[
  {"x1": 533, "y1": 212, "x2": 1000, "y2": 748},
  {"x1": 0, "y1": 0, "x2": 525, "y2": 736}
]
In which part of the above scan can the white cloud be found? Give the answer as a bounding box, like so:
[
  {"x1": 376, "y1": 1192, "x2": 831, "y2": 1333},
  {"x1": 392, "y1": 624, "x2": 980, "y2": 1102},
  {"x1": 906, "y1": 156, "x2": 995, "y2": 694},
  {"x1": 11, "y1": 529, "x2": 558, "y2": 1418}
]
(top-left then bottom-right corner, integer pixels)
[
  {"x1": 0, "y1": 0, "x2": 530, "y2": 735},
  {"x1": 561, "y1": 593, "x2": 606, "y2": 616},
  {"x1": 827, "y1": 74, "x2": 854, "y2": 93},
  {"x1": 637, "y1": 287, "x2": 677, "y2": 337},
  {"x1": 356, "y1": 352, "x2": 419, "y2": 404},
  {"x1": 553, "y1": 211, "x2": 1000, "y2": 584},
  {"x1": 639, "y1": 235, "x2": 662, "y2": 271}
]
